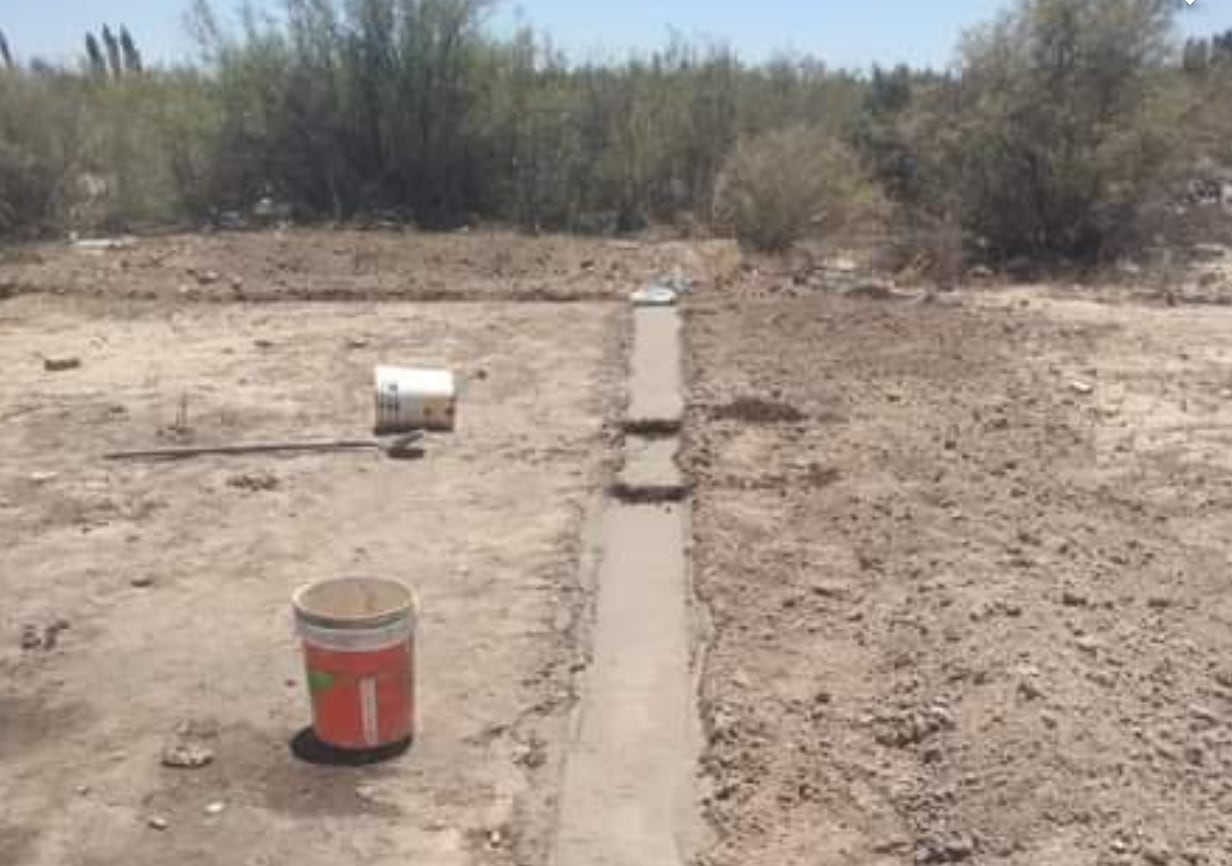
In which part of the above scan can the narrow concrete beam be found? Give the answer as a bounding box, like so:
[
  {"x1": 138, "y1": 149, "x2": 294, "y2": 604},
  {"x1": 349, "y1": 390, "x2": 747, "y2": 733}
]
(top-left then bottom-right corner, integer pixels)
[
  {"x1": 626, "y1": 308, "x2": 683, "y2": 433},
  {"x1": 554, "y1": 505, "x2": 698, "y2": 866},
  {"x1": 612, "y1": 435, "x2": 688, "y2": 503},
  {"x1": 554, "y1": 300, "x2": 697, "y2": 866}
]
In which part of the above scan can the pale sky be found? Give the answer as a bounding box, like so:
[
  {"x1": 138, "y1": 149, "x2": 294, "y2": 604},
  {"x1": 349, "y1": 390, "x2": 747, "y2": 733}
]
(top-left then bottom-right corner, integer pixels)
[{"x1": 1, "y1": 0, "x2": 1229, "y2": 70}]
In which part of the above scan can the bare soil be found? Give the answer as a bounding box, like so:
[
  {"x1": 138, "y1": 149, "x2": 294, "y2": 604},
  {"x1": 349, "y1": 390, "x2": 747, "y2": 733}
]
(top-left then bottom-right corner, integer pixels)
[
  {"x1": 0, "y1": 286, "x2": 624, "y2": 866},
  {"x1": 8, "y1": 226, "x2": 1232, "y2": 866},
  {"x1": 686, "y1": 285, "x2": 1232, "y2": 866},
  {"x1": 0, "y1": 228, "x2": 694, "y2": 303}
]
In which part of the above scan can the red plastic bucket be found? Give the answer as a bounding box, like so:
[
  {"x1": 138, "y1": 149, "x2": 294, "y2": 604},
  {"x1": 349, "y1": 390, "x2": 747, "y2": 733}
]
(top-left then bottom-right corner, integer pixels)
[{"x1": 292, "y1": 578, "x2": 418, "y2": 751}]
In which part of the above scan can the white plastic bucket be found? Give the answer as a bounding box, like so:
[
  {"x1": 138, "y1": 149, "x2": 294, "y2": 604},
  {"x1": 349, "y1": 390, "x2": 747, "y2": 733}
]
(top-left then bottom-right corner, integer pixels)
[{"x1": 374, "y1": 366, "x2": 457, "y2": 433}]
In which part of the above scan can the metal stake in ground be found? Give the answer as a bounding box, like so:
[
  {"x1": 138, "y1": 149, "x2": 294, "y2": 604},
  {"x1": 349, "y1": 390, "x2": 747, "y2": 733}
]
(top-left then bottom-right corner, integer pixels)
[{"x1": 103, "y1": 431, "x2": 425, "y2": 461}]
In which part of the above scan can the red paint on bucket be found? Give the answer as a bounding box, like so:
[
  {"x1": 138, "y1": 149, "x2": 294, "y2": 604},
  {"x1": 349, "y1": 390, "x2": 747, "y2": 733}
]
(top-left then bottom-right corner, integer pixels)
[
  {"x1": 302, "y1": 640, "x2": 415, "y2": 749},
  {"x1": 293, "y1": 578, "x2": 418, "y2": 752}
]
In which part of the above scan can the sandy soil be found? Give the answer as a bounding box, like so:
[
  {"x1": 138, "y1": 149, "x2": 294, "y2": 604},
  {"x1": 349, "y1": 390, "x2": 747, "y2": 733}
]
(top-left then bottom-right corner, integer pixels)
[
  {"x1": 686, "y1": 286, "x2": 1232, "y2": 866},
  {"x1": 0, "y1": 293, "x2": 622, "y2": 866}
]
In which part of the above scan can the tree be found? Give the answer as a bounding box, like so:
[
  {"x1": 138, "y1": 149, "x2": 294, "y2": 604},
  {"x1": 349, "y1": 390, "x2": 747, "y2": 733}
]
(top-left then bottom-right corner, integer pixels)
[
  {"x1": 1183, "y1": 37, "x2": 1210, "y2": 74},
  {"x1": 85, "y1": 32, "x2": 107, "y2": 77},
  {"x1": 0, "y1": 29, "x2": 13, "y2": 70},
  {"x1": 930, "y1": 0, "x2": 1181, "y2": 261},
  {"x1": 1214, "y1": 28, "x2": 1232, "y2": 63},
  {"x1": 119, "y1": 27, "x2": 143, "y2": 73},
  {"x1": 102, "y1": 25, "x2": 122, "y2": 78}
]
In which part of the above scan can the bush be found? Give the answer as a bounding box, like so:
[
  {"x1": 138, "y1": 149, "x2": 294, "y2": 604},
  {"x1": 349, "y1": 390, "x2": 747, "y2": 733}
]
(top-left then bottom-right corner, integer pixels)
[
  {"x1": 713, "y1": 125, "x2": 878, "y2": 252},
  {"x1": 903, "y1": 0, "x2": 1182, "y2": 263},
  {"x1": 0, "y1": 70, "x2": 90, "y2": 235}
]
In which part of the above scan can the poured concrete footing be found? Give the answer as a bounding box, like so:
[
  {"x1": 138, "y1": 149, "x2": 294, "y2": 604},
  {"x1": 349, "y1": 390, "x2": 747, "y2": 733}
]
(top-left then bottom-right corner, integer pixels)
[
  {"x1": 626, "y1": 308, "x2": 684, "y2": 433},
  {"x1": 554, "y1": 504, "x2": 696, "y2": 866},
  {"x1": 613, "y1": 436, "x2": 687, "y2": 503},
  {"x1": 553, "y1": 305, "x2": 697, "y2": 866}
]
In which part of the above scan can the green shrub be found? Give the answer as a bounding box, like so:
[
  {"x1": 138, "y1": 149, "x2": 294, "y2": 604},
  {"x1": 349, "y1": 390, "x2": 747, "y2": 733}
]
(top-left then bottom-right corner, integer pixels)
[{"x1": 713, "y1": 125, "x2": 879, "y2": 252}]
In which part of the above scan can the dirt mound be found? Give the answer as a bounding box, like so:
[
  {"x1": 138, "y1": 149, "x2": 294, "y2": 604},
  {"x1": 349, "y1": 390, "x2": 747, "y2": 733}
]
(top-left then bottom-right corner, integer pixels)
[{"x1": 710, "y1": 397, "x2": 807, "y2": 424}]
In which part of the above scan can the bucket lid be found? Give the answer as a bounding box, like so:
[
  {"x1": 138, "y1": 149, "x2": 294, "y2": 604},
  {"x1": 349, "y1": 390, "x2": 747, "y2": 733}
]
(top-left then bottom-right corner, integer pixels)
[{"x1": 293, "y1": 577, "x2": 417, "y2": 630}]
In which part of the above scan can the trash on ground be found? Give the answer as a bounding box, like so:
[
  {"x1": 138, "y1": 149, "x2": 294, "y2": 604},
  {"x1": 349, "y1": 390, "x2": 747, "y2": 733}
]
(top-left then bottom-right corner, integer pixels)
[
  {"x1": 631, "y1": 274, "x2": 694, "y2": 307},
  {"x1": 630, "y1": 285, "x2": 679, "y2": 307},
  {"x1": 71, "y1": 235, "x2": 137, "y2": 252}
]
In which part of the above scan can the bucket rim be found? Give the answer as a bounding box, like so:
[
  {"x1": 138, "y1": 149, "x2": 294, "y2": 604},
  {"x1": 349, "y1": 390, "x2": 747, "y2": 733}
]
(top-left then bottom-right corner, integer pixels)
[{"x1": 292, "y1": 577, "x2": 418, "y2": 630}]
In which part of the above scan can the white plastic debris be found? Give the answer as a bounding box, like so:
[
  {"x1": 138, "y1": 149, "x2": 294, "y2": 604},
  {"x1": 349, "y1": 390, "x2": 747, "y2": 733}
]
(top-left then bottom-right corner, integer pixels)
[{"x1": 630, "y1": 286, "x2": 680, "y2": 307}]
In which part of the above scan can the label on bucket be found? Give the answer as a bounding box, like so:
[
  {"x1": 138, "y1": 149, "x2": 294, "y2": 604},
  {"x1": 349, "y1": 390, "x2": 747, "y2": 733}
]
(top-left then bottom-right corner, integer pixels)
[{"x1": 374, "y1": 367, "x2": 457, "y2": 433}]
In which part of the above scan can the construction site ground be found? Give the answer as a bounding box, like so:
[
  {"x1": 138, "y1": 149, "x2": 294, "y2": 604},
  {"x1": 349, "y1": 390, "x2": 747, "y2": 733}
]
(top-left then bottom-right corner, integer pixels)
[{"x1": 3, "y1": 229, "x2": 1232, "y2": 866}]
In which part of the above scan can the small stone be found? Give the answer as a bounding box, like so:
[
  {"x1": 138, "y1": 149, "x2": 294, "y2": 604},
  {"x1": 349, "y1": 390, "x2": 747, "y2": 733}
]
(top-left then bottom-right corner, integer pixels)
[
  {"x1": 44, "y1": 356, "x2": 81, "y2": 372},
  {"x1": 811, "y1": 580, "x2": 850, "y2": 599},
  {"x1": 1075, "y1": 636, "x2": 1100, "y2": 655},
  {"x1": 76, "y1": 785, "x2": 91, "y2": 796},
  {"x1": 1143, "y1": 845, "x2": 1172, "y2": 865},
  {"x1": 20, "y1": 625, "x2": 42, "y2": 651},
  {"x1": 147, "y1": 816, "x2": 169, "y2": 831},
  {"x1": 1018, "y1": 679, "x2": 1044, "y2": 701},
  {"x1": 161, "y1": 742, "x2": 214, "y2": 769},
  {"x1": 204, "y1": 801, "x2": 227, "y2": 816},
  {"x1": 1147, "y1": 597, "x2": 1172, "y2": 611},
  {"x1": 1070, "y1": 380, "x2": 1095, "y2": 395},
  {"x1": 29, "y1": 471, "x2": 59, "y2": 484},
  {"x1": 227, "y1": 472, "x2": 279, "y2": 493},
  {"x1": 1088, "y1": 670, "x2": 1116, "y2": 688},
  {"x1": 196, "y1": 270, "x2": 221, "y2": 285},
  {"x1": 346, "y1": 338, "x2": 370, "y2": 350},
  {"x1": 1062, "y1": 590, "x2": 1089, "y2": 608},
  {"x1": 130, "y1": 576, "x2": 155, "y2": 589},
  {"x1": 1190, "y1": 705, "x2": 1219, "y2": 726}
]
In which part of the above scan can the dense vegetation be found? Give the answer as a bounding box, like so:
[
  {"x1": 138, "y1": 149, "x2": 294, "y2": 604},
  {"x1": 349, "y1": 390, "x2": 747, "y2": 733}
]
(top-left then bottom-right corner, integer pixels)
[{"x1": 0, "y1": 0, "x2": 1229, "y2": 263}]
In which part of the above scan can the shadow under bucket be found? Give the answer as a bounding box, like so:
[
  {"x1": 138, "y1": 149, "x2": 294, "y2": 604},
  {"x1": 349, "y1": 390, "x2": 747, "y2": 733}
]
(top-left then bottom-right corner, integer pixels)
[{"x1": 292, "y1": 577, "x2": 418, "y2": 758}]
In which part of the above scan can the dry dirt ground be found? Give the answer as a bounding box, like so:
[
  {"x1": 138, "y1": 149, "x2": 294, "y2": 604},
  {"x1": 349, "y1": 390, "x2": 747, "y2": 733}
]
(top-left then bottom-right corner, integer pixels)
[
  {"x1": 8, "y1": 228, "x2": 1232, "y2": 866},
  {"x1": 0, "y1": 228, "x2": 693, "y2": 303},
  {"x1": 686, "y1": 284, "x2": 1232, "y2": 866},
  {"x1": 0, "y1": 280, "x2": 625, "y2": 864}
]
